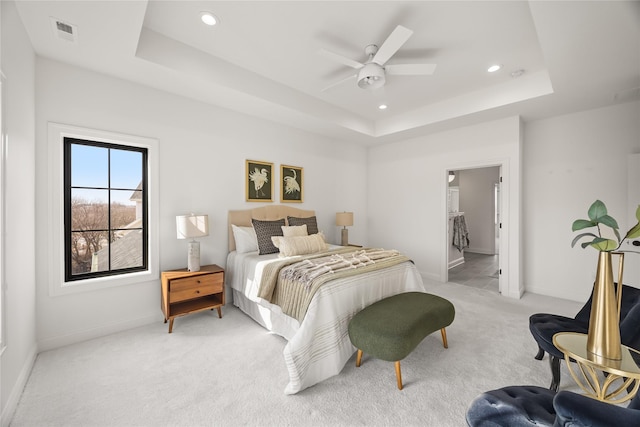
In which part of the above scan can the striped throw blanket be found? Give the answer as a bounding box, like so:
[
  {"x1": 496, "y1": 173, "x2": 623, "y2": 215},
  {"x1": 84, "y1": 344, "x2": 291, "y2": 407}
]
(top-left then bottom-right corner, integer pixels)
[{"x1": 258, "y1": 248, "x2": 411, "y2": 322}]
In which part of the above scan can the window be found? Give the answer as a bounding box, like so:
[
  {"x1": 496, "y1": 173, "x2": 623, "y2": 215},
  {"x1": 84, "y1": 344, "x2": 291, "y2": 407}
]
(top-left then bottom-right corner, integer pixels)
[
  {"x1": 64, "y1": 138, "x2": 148, "y2": 281},
  {"x1": 48, "y1": 123, "x2": 159, "y2": 295}
]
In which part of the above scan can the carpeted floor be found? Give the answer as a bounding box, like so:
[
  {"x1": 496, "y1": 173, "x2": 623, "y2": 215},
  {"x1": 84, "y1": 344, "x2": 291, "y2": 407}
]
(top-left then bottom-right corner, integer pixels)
[{"x1": 9, "y1": 279, "x2": 584, "y2": 427}]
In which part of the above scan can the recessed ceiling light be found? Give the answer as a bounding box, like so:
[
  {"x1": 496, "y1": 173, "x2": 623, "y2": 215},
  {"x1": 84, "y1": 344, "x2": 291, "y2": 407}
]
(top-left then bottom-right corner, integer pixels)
[
  {"x1": 487, "y1": 64, "x2": 501, "y2": 73},
  {"x1": 378, "y1": 104, "x2": 388, "y2": 110},
  {"x1": 200, "y1": 12, "x2": 218, "y2": 26}
]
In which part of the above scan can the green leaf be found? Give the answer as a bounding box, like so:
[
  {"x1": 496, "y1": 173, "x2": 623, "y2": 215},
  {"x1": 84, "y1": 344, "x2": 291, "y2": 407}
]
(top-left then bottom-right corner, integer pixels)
[
  {"x1": 590, "y1": 238, "x2": 618, "y2": 251},
  {"x1": 623, "y1": 206, "x2": 640, "y2": 240},
  {"x1": 598, "y1": 214, "x2": 619, "y2": 230},
  {"x1": 625, "y1": 222, "x2": 640, "y2": 240},
  {"x1": 588, "y1": 200, "x2": 607, "y2": 221},
  {"x1": 571, "y1": 232, "x2": 598, "y2": 248},
  {"x1": 572, "y1": 219, "x2": 596, "y2": 231}
]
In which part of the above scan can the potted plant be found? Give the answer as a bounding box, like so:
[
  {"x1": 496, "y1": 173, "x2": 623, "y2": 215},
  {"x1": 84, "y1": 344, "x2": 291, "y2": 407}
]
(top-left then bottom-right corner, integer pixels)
[{"x1": 571, "y1": 199, "x2": 640, "y2": 360}]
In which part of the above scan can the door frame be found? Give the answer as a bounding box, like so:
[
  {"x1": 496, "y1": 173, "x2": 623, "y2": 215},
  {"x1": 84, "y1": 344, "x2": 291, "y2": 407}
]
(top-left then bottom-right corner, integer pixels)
[{"x1": 443, "y1": 160, "x2": 509, "y2": 296}]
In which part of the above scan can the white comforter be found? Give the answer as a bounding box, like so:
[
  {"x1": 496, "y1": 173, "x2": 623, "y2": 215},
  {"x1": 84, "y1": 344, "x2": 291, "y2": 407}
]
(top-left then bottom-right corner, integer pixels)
[{"x1": 226, "y1": 248, "x2": 426, "y2": 394}]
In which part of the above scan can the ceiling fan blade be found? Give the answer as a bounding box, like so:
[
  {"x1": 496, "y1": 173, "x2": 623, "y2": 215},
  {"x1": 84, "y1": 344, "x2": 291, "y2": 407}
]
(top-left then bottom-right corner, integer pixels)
[
  {"x1": 321, "y1": 73, "x2": 357, "y2": 92},
  {"x1": 318, "y1": 49, "x2": 364, "y2": 69},
  {"x1": 372, "y1": 25, "x2": 413, "y2": 66},
  {"x1": 386, "y1": 63, "x2": 437, "y2": 75}
]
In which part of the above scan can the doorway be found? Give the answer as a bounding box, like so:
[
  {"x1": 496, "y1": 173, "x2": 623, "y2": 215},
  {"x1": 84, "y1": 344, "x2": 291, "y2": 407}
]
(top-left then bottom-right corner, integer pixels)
[{"x1": 446, "y1": 166, "x2": 501, "y2": 292}]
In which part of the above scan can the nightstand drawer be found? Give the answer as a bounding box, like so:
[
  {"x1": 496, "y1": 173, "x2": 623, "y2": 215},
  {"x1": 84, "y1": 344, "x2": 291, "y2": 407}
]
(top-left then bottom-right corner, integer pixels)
[{"x1": 169, "y1": 275, "x2": 223, "y2": 303}]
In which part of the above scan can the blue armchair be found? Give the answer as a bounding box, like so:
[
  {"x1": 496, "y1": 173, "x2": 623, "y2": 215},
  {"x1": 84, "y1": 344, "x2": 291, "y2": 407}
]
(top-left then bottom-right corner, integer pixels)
[
  {"x1": 529, "y1": 284, "x2": 640, "y2": 391},
  {"x1": 466, "y1": 385, "x2": 640, "y2": 426}
]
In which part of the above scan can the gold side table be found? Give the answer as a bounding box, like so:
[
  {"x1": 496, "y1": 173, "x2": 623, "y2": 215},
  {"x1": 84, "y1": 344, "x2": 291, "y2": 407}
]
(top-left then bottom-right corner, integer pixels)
[{"x1": 553, "y1": 332, "x2": 640, "y2": 404}]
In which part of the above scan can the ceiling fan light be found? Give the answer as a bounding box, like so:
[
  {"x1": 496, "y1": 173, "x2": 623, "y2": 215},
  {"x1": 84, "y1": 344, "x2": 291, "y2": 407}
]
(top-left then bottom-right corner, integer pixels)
[{"x1": 357, "y1": 63, "x2": 385, "y2": 90}]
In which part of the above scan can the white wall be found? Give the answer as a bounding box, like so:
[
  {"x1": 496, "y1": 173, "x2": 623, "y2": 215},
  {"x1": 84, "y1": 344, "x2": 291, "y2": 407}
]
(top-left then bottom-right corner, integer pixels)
[
  {"x1": 0, "y1": 1, "x2": 37, "y2": 425},
  {"x1": 368, "y1": 102, "x2": 640, "y2": 303},
  {"x1": 34, "y1": 58, "x2": 368, "y2": 350},
  {"x1": 367, "y1": 116, "x2": 522, "y2": 298},
  {"x1": 458, "y1": 167, "x2": 500, "y2": 255},
  {"x1": 523, "y1": 101, "x2": 640, "y2": 301}
]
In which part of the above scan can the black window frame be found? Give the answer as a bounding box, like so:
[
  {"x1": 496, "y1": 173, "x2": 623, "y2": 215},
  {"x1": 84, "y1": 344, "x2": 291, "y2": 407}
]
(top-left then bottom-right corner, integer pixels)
[{"x1": 63, "y1": 137, "x2": 148, "y2": 282}]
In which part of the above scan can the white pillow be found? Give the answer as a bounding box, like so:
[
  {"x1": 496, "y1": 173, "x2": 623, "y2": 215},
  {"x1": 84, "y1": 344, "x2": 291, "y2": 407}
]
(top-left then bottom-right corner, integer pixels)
[
  {"x1": 281, "y1": 224, "x2": 308, "y2": 237},
  {"x1": 231, "y1": 224, "x2": 258, "y2": 253},
  {"x1": 271, "y1": 233, "x2": 328, "y2": 257}
]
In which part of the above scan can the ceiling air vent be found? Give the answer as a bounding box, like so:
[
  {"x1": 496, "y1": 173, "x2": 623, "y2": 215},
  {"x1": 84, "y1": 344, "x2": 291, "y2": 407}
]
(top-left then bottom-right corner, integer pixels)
[{"x1": 50, "y1": 17, "x2": 78, "y2": 44}]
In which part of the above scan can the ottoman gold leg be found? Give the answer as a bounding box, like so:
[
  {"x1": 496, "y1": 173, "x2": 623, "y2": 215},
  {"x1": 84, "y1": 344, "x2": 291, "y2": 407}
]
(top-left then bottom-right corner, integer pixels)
[
  {"x1": 441, "y1": 328, "x2": 449, "y2": 348},
  {"x1": 395, "y1": 361, "x2": 403, "y2": 390},
  {"x1": 356, "y1": 349, "x2": 363, "y2": 367}
]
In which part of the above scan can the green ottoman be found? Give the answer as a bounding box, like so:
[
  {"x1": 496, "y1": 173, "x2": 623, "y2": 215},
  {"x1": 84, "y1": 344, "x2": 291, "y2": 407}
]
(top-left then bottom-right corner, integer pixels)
[{"x1": 348, "y1": 291, "x2": 455, "y2": 390}]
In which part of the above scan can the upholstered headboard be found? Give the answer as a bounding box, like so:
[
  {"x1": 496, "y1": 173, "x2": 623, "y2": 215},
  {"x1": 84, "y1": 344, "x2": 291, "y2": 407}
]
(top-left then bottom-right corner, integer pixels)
[{"x1": 227, "y1": 205, "x2": 316, "y2": 252}]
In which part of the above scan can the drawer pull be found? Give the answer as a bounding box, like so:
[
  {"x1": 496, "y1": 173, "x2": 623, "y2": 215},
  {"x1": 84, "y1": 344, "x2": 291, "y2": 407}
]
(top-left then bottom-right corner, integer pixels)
[{"x1": 196, "y1": 290, "x2": 200, "y2": 294}]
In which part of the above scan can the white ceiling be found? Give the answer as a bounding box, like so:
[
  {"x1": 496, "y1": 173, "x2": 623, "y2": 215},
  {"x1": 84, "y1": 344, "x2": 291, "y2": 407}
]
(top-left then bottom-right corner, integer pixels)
[{"x1": 14, "y1": 0, "x2": 640, "y2": 145}]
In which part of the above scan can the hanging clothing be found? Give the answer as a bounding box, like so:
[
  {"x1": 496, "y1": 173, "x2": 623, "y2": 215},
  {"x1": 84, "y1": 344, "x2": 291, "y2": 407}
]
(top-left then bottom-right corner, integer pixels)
[{"x1": 452, "y1": 214, "x2": 470, "y2": 252}]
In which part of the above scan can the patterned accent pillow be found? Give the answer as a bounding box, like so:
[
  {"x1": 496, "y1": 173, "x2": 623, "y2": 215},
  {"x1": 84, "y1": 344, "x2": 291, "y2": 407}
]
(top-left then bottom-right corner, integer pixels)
[
  {"x1": 252, "y1": 218, "x2": 285, "y2": 255},
  {"x1": 287, "y1": 216, "x2": 318, "y2": 235}
]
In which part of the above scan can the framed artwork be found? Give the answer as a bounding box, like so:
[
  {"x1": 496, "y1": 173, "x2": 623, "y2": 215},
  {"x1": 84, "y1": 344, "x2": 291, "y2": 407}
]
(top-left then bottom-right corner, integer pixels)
[
  {"x1": 246, "y1": 160, "x2": 273, "y2": 202},
  {"x1": 280, "y1": 164, "x2": 303, "y2": 203}
]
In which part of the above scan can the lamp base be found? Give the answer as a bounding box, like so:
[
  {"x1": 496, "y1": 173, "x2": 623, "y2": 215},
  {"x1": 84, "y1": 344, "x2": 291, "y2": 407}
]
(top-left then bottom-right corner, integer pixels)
[
  {"x1": 341, "y1": 228, "x2": 349, "y2": 246},
  {"x1": 187, "y1": 240, "x2": 201, "y2": 272}
]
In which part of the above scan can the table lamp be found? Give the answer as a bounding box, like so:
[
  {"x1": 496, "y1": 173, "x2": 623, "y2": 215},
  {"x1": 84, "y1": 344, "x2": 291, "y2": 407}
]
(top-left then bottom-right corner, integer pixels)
[
  {"x1": 176, "y1": 214, "x2": 209, "y2": 271},
  {"x1": 336, "y1": 212, "x2": 354, "y2": 246}
]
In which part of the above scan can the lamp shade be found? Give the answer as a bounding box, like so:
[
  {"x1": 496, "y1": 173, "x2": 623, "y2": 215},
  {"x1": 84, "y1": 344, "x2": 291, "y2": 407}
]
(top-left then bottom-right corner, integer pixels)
[
  {"x1": 176, "y1": 214, "x2": 209, "y2": 239},
  {"x1": 336, "y1": 212, "x2": 354, "y2": 227}
]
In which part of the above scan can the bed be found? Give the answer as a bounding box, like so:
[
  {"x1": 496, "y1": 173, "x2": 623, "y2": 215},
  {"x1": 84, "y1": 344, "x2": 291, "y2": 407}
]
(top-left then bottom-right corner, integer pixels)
[{"x1": 225, "y1": 205, "x2": 426, "y2": 394}]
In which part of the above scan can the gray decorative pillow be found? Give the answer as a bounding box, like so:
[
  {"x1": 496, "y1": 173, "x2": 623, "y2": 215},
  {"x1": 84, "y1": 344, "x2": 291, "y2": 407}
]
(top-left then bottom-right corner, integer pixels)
[
  {"x1": 252, "y1": 218, "x2": 285, "y2": 255},
  {"x1": 287, "y1": 216, "x2": 318, "y2": 235}
]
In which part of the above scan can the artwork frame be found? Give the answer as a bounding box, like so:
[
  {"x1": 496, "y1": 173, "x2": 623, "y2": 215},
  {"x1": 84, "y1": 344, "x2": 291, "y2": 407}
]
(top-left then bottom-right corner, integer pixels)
[
  {"x1": 280, "y1": 164, "x2": 303, "y2": 203},
  {"x1": 246, "y1": 160, "x2": 273, "y2": 202}
]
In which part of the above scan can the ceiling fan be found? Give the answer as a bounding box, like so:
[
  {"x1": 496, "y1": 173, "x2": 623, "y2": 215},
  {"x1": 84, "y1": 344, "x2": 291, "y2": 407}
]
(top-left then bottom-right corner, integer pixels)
[{"x1": 319, "y1": 25, "x2": 436, "y2": 91}]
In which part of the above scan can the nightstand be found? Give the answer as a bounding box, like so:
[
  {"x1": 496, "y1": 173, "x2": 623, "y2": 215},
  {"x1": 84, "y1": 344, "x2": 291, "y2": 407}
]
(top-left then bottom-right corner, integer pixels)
[{"x1": 161, "y1": 264, "x2": 225, "y2": 333}]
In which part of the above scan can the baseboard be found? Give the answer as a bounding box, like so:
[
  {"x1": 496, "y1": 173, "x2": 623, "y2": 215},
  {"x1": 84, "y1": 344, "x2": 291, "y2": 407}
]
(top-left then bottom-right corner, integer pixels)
[
  {"x1": 1, "y1": 343, "x2": 37, "y2": 427},
  {"x1": 37, "y1": 312, "x2": 161, "y2": 352},
  {"x1": 448, "y1": 257, "x2": 464, "y2": 269},
  {"x1": 420, "y1": 271, "x2": 440, "y2": 283},
  {"x1": 466, "y1": 248, "x2": 495, "y2": 255}
]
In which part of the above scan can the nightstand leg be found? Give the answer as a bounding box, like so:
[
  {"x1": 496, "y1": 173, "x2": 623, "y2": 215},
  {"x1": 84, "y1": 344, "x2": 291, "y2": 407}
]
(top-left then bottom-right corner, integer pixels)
[
  {"x1": 216, "y1": 307, "x2": 222, "y2": 318},
  {"x1": 168, "y1": 318, "x2": 174, "y2": 333}
]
